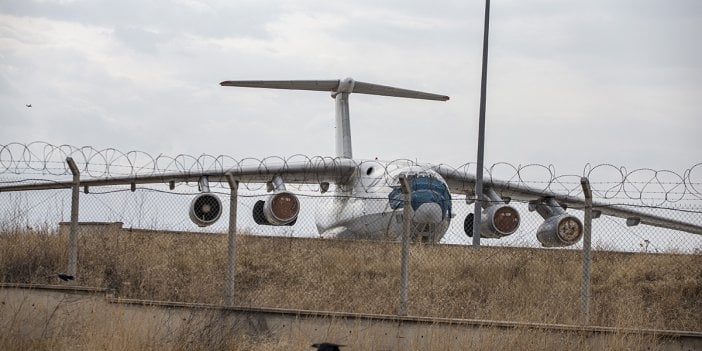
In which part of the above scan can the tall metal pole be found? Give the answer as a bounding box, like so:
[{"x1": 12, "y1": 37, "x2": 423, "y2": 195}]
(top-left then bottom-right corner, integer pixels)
[
  {"x1": 225, "y1": 174, "x2": 239, "y2": 306},
  {"x1": 472, "y1": 0, "x2": 491, "y2": 247},
  {"x1": 66, "y1": 157, "x2": 80, "y2": 280},
  {"x1": 398, "y1": 175, "x2": 412, "y2": 316},
  {"x1": 580, "y1": 177, "x2": 593, "y2": 325}
]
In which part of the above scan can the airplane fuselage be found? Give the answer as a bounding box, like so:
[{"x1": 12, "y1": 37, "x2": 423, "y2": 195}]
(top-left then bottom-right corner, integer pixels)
[{"x1": 314, "y1": 160, "x2": 453, "y2": 243}]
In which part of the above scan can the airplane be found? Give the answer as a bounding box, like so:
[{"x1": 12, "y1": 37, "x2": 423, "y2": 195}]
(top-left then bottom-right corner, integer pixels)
[{"x1": 1, "y1": 77, "x2": 701, "y2": 247}]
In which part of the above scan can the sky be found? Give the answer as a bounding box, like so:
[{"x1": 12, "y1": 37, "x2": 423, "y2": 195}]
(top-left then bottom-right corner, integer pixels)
[
  {"x1": 1, "y1": 0, "x2": 701, "y2": 176},
  {"x1": 0, "y1": 0, "x2": 701, "y2": 250}
]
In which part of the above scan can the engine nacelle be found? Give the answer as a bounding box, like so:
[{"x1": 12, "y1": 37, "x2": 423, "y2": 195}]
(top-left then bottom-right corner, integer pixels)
[
  {"x1": 464, "y1": 204, "x2": 521, "y2": 238},
  {"x1": 189, "y1": 193, "x2": 223, "y2": 227},
  {"x1": 536, "y1": 214, "x2": 583, "y2": 247},
  {"x1": 253, "y1": 192, "x2": 300, "y2": 226}
]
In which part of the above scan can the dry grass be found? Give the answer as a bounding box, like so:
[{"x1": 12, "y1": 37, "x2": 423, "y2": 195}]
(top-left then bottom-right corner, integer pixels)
[
  {"x1": 1, "y1": 225, "x2": 700, "y2": 350},
  {"x1": 0, "y1": 293, "x2": 271, "y2": 351},
  {"x1": 0, "y1": 291, "x2": 668, "y2": 351}
]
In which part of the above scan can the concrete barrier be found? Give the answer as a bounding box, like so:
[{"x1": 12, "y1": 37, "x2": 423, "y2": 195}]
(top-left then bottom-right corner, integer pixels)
[{"x1": 1, "y1": 284, "x2": 700, "y2": 350}]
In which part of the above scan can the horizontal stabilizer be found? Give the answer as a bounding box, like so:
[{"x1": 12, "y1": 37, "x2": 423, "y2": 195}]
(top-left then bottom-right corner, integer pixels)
[
  {"x1": 220, "y1": 78, "x2": 449, "y2": 101},
  {"x1": 220, "y1": 80, "x2": 340, "y2": 92},
  {"x1": 352, "y1": 81, "x2": 449, "y2": 101}
]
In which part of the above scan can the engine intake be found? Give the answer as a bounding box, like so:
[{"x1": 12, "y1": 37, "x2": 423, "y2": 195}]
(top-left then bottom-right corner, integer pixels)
[
  {"x1": 189, "y1": 193, "x2": 223, "y2": 227},
  {"x1": 253, "y1": 192, "x2": 300, "y2": 226},
  {"x1": 530, "y1": 198, "x2": 583, "y2": 247},
  {"x1": 536, "y1": 214, "x2": 583, "y2": 247},
  {"x1": 464, "y1": 204, "x2": 520, "y2": 238},
  {"x1": 482, "y1": 204, "x2": 521, "y2": 238},
  {"x1": 464, "y1": 187, "x2": 521, "y2": 239}
]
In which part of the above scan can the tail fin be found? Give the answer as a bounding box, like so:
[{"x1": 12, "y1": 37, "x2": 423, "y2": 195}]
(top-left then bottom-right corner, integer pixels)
[{"x1": 220, "y1": 78, "x2": 449, "y2": 158}]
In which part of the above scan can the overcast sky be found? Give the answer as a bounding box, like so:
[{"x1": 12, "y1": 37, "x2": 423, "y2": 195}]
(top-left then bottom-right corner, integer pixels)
[{"x1": 1, "y1": 0, "x2": 701, "y2": 175}]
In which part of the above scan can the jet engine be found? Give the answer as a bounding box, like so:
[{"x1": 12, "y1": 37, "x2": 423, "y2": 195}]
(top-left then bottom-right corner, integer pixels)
[
  {"x1": 530, "y1": 198, "x2": 583, "y2": 247},
  {"x1": 189, "y1": 193, "x2": 223, "y2": 227},
  {"x1": 464, "y1": 188, "x2": 520, "y2": 238},
  {"x1": 464, "y1": 204, "x2": 521, "y2": 238},
  {"x1": 253, "y1": 192, "x2": 300, "y2": 226},
  {"x1": 535, "y1": 213, "x2": 583, "y2": 247}
]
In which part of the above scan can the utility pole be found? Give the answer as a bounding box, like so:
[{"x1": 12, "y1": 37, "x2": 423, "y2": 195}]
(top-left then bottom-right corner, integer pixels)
[{"x1": 473, "y1": 0, "x2": 491, "y2": 247}]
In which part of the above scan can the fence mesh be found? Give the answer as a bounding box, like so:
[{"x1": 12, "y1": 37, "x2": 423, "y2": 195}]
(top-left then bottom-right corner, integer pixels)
[{"x1": 1, "y1": 143, "x2": 701, "y2": 331}]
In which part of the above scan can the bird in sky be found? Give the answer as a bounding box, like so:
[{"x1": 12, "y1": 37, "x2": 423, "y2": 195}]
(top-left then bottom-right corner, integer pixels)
[
  {"x1": 25, "y1": 104, "x2": 31, "y2": 108},
  {"x1": 311, "y1": 342, "x2": 344, "y2": 351}
]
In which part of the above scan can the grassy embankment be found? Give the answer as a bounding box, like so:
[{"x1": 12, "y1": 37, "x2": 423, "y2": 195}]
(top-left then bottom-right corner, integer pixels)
[{"x1": 1, "y1": 226, "x2": 700, "y2": 350}]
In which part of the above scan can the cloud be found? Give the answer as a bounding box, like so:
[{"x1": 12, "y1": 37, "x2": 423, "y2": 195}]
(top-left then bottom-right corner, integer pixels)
[{"x1": 0, "y1": 1, "x2": 700, "y2": 172}]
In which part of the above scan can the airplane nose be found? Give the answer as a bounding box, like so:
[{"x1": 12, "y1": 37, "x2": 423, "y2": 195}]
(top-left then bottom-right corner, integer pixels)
[
  {"x1": 410, "y1": 189, "x2": 447, "y2": 223},
  {"x1": 413, "y1": 202, "x2": 443, "y2": 224},
  {"x1": 387, "y1": 174, "x2": 452, "y2": 221}
]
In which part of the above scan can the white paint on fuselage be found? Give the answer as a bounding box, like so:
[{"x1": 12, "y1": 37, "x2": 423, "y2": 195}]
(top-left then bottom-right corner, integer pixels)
[{"x1": 314, "y1": 160, "x2": 451, "y2": 243}]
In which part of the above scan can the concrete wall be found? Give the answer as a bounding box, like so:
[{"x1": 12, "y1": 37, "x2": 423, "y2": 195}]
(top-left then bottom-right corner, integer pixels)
[{"x1": 1, "y1": 284, "x2": 700, "y2": 350}]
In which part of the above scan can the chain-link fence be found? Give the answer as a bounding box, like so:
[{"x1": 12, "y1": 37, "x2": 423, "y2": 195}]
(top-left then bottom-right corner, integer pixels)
[{"x1": 1, "y1": 143, "x2": 700, "y2": 331}]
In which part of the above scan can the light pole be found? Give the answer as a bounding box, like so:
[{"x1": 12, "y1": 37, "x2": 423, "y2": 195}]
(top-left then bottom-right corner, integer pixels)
[{"x1": 472, "y1": 0, "x2": 491, "y2": 247}]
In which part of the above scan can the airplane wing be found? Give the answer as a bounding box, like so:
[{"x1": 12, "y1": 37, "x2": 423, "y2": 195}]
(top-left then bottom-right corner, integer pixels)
[
  {"x1": 432, "y1": 165, "x2": 702, "y2": 236},
  {"x1": 2, "y1": 157, "x2": 700, "y2": 237},
  {"x1": 0, "y1": 157, "x2": 359, "y2": 229},
  {"x1": 0, "y1": 158, "x2": 358, "y2": 192}
]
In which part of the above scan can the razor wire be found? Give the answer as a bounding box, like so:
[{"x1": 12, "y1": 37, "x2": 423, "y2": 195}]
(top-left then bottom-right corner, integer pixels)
[{"x1": 1, "y1": 141, "x2": 701, "y2": 206}]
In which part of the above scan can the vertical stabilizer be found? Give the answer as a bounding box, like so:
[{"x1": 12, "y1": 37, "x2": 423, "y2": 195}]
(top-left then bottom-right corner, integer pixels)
[
  {"x1": 334, "y1": 92, "x2": 353, "y2": 158},
  {"x1": 220, "y1": 78, "x2": 449, "y2": 159},
  {"x1": 331, "y1": 78, "x2": 356, "y2": 159}
]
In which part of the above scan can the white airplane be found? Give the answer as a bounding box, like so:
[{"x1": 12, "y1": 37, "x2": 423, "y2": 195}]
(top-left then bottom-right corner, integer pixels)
[{"x1": 2, "y1": 78, "x2": 701, "y2": 246}]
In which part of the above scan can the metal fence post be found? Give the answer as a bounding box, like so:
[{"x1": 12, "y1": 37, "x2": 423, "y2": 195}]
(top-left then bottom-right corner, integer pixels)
[
  {"x1": 225, "y1": 174, "x2": 239, "y2": 306},
  {"x1": 399, "y1": 175, "x2": 412, "y2": 316},
  {"x1": 66, "y1": 157, "x2": 80, "y2": 280},
  {"x1": 580, "y1": 177, "x2": 592, "y2": 325}
]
